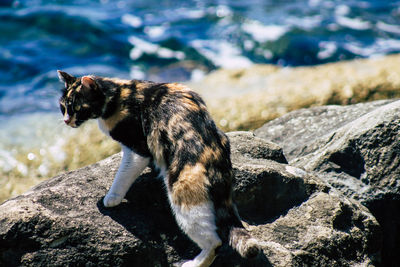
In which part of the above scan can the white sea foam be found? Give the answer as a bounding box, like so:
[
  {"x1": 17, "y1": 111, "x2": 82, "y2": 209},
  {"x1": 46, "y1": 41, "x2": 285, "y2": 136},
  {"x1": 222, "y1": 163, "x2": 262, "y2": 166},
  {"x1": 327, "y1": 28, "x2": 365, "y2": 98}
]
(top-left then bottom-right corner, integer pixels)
[
  {"x1": 376, "y1": 21, "x2": 400, "y2": 35},
  {"x1": 165, "y1": 7, "x2": 206, "y2": 20},
  {"x1": 318, "y1": 41, "x2": 337, "y2": 59},
  {"x1": 308, "y1": 0, "x2": 321, "y2": 7},
  {"x1": 48, "y1": 138, "x2": 66, "y2": 163},
  {"x1": 190, "y1": 40, "x2": 252, "y2": 69},
  {"x1": 184, "y1": 9, "x2": 206, "y2": 19},
  {"x1": 27, "y1": 152, "x2": 36, "y2": 161},
  {"x1": 122, "y1": 14, "x2": 143, "y2": 28},
  {"x1": 242, "y1": 20, "x2": 288, "y2": 42},
  {"x1": 157, "y1": 47, "x2": 185, "y2": 60},
  {"x1": 17, "y1": 163, "x2": 28, "y2": 176},
  {"x1": 336, "y1": 16, "x2": 371, "y2": 30},
  {"x1": 286, "y1": 15, "x2": 322, "y2": 31},
  {"x1": 144, "y1": 25, "x2": 168, "y2": 39},
  {"x1": 344, "y1": 38, "x2": 400, "y2": 57},
  {"x1": 376, "y1": 38, "x2": 400, "y2": 52},
  {"x1": 335, "y1": 5, "x2": 351, "y2": 16},
  {"x1": 129, "y1": 47, "x2": 143, "y2": 60},
  {"x1": 128, "y1": 36, "x2": 185, "y2": 60},
  {"x1": 0, "y1": 113, "x2": 68, "y2": 176},
  {"x1": 244, "y1": 40, "x2": 255, "y2": 51},
  {"x1": 263, "y1": 49, "x2": 273, "y2": 59},
  {"x1": 215, "y1": 5, "x2": 232, "y2": 18},
  {"x1": 38, "y1": 163, "x2": 49, "y2": 176},
  {"x1": 344, "y1": 42, "x2": 376, "y2": 57},
  {"x1": 128, "y1": 36, "x2": 159, "y2": 54},
  {"x1": 0, "y1": 150, "x2": 18, "y2": 173},
  {"x1": 129, "y1": 66, "x2": 146, "y2": 80}
]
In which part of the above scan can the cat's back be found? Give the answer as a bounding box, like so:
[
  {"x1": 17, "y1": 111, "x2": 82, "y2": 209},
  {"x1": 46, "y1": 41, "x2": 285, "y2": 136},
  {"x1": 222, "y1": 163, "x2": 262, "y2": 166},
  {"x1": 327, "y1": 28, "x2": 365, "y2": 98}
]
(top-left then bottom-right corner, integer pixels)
[
  {"x1": 139, "y1": 81, "x2": 231, "y2": 177},
  {"x1": 103, "y1": 79, "x2": 229, "y2": 160},
  {"x1": 139, "y1": 81, "x2": 206, "y2": 115},
  {"x1": 138, "y1": 81, "x2": 216, "y2": 137}
]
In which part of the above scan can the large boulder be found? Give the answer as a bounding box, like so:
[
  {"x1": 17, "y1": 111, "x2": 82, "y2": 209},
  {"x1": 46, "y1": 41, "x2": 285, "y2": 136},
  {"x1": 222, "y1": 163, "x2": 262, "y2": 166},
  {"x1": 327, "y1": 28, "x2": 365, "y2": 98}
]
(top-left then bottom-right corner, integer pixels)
[
  {"x1": 0, "y1": 132, "x2": 381, "y2": 266},
  {"x1": 255, "y1": 99, "x2": 400, "y2": 266}
]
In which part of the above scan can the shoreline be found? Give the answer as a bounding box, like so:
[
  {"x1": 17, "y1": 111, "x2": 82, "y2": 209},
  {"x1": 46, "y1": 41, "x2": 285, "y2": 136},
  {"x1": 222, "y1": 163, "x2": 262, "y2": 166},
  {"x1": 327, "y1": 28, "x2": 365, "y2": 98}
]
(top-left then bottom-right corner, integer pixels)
[{"x1": 189, "y1": 53, "x2": 400, "y2": 131}]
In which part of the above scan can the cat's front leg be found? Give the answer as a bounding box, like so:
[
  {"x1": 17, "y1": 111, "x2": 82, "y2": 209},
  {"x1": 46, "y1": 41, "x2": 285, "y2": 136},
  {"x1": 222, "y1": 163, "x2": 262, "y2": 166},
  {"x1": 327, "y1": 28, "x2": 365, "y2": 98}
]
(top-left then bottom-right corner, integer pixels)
[{"x1": 103, "y1": 145, "x2": 150, "y2": 207}]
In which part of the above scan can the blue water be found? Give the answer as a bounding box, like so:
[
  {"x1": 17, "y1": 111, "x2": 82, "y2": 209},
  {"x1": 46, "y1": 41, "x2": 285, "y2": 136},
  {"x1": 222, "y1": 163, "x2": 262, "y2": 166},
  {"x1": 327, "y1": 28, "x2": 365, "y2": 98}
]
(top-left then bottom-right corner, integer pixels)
[{"x1": 0, "y1": 0, "x2": 400, "y2": 116}]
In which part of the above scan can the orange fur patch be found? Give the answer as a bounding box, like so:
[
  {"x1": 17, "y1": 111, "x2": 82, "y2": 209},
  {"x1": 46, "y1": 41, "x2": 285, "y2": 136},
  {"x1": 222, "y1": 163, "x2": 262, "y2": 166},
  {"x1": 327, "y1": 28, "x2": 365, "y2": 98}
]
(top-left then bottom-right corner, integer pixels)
[
  {"x1": 120, "y1": 88, "x2": 132, "y2": 100},
  {"x1": 81, "y1": 76, "x2": 95, "y2": 89},
  {"x1": 66, "y1": 89, "x2": 74, "y2": 98},
  {"x1": 182, "y1": 95, "x2": 200, "y2": 111},
  {"x1": 135, "y1": 81, "x2": 150, "y2": 92},
  {"x1": 165, "y1": 83, "x2": 189, "y2": 92},
  {"x1": 220, "y1": 135, "x2": 229, "y2": 147},
  {"x1": 102, "y1": 107, "x2": 129, "y2": 131},
  {"x1": 171, "y1": 163, "x2": 210, "y2": 208},
  {"x1": 200, "y1": 146, "x2": 221, "y2": 164},
  {"x1": 165, "y1": 84, "x2": 200, "y2": 111},
  {"x1": 147, "y1": 129, "x2": 166, "y2": 168}
]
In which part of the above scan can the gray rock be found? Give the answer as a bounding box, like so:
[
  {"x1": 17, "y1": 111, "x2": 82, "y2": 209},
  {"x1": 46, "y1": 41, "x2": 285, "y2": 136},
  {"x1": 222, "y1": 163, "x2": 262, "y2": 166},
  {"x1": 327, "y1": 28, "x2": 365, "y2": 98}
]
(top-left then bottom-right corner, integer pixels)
[
  {"x1": 0, "y1": 134, "x2": 381, "y2": 266},
  {"x1": 227, "y1": 131, "x2": 288, "y2": 164},
  {"x1": 252, "y1": 191, "x2": 381, "y2": 267},
  {"x1": 255, "y1": 99, "x2": 400, "y2": 266}
]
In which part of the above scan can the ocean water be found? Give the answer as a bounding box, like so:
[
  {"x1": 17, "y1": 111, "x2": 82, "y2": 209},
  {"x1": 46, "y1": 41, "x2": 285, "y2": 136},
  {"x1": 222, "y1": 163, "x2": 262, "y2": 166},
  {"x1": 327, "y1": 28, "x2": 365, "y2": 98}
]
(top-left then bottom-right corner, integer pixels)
[
  {"x1": 0, "y1": 0, "x2": 400, "y2": 117},
  {"x1": 0, "y1": 0, "x2": 400, "y2": 194}
]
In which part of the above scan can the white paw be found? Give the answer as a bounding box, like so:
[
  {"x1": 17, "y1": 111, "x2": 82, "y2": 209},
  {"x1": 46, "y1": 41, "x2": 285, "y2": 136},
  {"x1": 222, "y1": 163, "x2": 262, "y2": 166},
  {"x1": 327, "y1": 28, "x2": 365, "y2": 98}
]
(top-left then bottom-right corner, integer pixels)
[{"x1": 103, "y1": 192, "x2": 123, "y2": 207}]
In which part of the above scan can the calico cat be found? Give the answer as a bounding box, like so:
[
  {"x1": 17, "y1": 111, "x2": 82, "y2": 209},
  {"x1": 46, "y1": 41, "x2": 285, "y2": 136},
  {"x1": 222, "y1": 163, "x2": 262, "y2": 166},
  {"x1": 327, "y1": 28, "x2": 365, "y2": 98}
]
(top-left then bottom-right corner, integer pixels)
[{"x1": 57, "y1": 70, "x2": 259, "y2": 267}]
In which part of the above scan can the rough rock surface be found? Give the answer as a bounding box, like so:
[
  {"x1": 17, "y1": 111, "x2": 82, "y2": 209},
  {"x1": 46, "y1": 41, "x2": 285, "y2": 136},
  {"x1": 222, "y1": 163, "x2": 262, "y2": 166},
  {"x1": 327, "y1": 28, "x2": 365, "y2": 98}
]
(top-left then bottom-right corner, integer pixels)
[
  {"x1": 0, "y1": 132, "x2": 381, "y2": 266},
  {"x1": 255, "y1": 99, "x2": 400, "y2": 266}
]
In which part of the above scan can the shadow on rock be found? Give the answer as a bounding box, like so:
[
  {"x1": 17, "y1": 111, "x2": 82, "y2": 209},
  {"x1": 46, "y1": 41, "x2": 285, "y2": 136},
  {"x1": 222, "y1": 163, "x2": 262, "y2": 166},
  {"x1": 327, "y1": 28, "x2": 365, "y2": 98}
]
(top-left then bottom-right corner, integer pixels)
[{"x1": 97, "y1": 171, "x2": 272, "y2": 266}]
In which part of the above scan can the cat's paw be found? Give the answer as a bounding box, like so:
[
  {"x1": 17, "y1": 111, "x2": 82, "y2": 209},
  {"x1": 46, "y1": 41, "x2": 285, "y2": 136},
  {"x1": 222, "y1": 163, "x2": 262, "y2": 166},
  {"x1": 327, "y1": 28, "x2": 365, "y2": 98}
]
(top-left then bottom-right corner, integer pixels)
[{"x1": 103, "y1": 192, "x2": 123, "y2": 207}]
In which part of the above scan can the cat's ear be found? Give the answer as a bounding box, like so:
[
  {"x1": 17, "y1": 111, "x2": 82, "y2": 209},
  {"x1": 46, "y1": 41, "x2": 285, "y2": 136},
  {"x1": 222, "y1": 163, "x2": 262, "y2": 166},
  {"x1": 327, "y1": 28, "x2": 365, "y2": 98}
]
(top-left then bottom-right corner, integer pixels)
[
  {"x1": 57, "y1": 70, "x2": 75, "y2": 87},
  {"x1": 81, "y1": 76, "x2": 98, "y2": 93}
]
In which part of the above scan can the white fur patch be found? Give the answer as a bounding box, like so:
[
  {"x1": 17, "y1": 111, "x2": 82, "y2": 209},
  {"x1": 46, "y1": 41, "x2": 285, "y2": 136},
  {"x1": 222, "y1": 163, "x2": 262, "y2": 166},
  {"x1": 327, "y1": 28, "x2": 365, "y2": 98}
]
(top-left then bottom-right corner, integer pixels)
[
  {"x1": 97, "y1": 119, "x2": 110, "y2": 136},
  {"x1": 103, "y1": 145, "x2": 150, "y2": 207},
  {"x1": 170, "y1": 201, "x2": 221, "y2": 267}
]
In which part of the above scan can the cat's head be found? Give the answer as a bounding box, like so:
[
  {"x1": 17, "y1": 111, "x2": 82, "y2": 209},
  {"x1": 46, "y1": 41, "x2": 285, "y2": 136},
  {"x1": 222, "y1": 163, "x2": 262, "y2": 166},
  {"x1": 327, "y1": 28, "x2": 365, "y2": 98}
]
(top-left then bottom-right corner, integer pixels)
[{"x1": 58, "y1": 70, "x2": 105, "y2": 128}]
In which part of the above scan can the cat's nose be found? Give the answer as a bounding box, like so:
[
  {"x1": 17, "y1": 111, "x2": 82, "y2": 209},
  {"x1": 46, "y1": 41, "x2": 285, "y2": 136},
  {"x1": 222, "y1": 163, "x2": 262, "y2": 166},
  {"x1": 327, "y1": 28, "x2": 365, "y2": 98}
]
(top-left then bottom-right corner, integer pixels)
[{"x1": 64, "y1": 115, "x2": 72, "y2": 124}]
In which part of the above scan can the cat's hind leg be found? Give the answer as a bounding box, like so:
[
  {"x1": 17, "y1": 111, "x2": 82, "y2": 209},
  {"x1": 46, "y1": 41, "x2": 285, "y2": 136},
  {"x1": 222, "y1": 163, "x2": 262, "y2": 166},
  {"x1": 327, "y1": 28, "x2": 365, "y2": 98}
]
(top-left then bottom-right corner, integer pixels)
[{"x1": 171, "y1": 201, "x2": 222, "y2": 267}]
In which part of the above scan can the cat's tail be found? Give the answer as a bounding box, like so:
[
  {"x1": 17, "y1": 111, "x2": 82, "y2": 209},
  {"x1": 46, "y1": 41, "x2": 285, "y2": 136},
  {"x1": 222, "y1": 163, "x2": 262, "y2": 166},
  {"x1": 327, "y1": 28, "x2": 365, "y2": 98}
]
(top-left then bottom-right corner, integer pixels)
[
  {"x1": 229, "y1": 226, "x2": 260, "y2": 258},
  {"x1": 213, "y1": 193, "x2": 260, "y2": 258}
]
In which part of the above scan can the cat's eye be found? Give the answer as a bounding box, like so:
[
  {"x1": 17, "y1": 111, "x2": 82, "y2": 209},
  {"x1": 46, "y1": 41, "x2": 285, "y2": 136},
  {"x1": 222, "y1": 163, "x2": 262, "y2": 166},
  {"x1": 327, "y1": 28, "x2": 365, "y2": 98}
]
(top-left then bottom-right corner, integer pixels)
[
  {"x1": 60, "y1": 104, "x2": 66, "y2": 114},
  {"x1": 74, "y1": 105, "x2": 81, "y2": 111}
]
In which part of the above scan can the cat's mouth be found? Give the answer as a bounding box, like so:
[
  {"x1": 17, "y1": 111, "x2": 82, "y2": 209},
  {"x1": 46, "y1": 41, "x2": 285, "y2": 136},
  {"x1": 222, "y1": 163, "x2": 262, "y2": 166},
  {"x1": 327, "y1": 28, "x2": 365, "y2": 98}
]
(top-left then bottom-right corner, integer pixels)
[
  {"x1": 64, "y1": 113, "x2": 78, "y2": 128},
  {"x1": 65, "y1": 121, "x2": 78, "y2": 128},
  {"x1": 70, "y1": 120, "x2": 85, "y2": 128}
]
